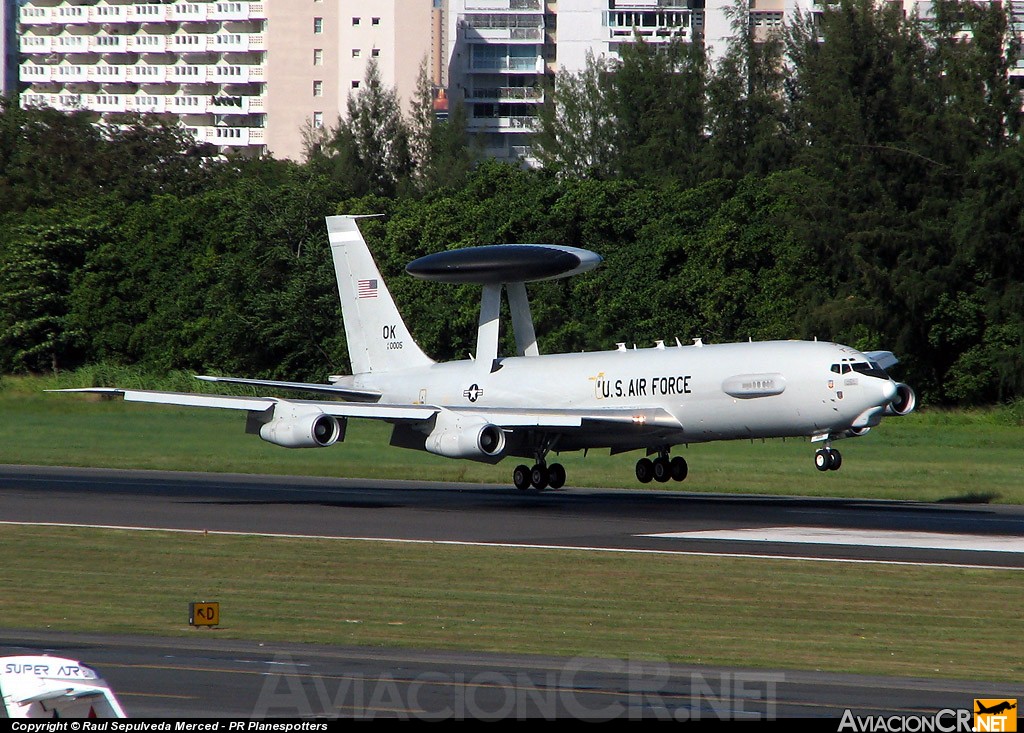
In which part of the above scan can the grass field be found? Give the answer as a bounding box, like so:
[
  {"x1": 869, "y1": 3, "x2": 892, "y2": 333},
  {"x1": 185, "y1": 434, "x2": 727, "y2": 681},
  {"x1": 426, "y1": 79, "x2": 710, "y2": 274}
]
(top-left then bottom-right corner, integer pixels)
[
  {"x1": 1, "y1": 525, "x2": 1021, "y2": 682},
  {"x1": 2, "y1": 374, "x2": 1023, "y2": 684}
]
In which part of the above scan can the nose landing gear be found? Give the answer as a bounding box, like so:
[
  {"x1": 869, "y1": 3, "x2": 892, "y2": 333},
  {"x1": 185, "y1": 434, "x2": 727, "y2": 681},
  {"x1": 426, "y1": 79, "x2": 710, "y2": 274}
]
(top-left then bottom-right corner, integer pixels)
[{"x1": 814, "y1": 447, "x2": 842, "y2": 471}]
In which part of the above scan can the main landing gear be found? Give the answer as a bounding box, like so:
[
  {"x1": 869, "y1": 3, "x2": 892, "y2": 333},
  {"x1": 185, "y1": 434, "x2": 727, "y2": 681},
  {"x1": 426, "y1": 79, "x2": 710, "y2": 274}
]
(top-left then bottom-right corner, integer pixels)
[
  {"x1": 513, "y1": 460, "x2": 566, "y2": 491},
  {"x1": 635, "y1": 450, "x2": 688, "y2": 484},
  {"x1": 814, "y1": 446, "x2": 842, "y2": 472}
]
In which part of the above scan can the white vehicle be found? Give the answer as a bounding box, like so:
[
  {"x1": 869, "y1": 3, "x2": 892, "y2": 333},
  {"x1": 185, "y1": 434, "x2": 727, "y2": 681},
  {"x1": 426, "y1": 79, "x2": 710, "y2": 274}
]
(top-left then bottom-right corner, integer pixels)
[
  {"x1": 0, "y1": 655, "x2": 127, "y2": 718},
  {"x1": 57, "y1": 215, "x2": 916, "y2": 490}
]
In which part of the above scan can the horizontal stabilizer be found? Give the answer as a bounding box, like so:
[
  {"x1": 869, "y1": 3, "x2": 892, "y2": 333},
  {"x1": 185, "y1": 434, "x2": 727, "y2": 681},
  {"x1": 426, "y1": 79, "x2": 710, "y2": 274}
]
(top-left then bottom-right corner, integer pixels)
[{"x1": 864, "y1": 351, "x2": 899, "y2": 370}]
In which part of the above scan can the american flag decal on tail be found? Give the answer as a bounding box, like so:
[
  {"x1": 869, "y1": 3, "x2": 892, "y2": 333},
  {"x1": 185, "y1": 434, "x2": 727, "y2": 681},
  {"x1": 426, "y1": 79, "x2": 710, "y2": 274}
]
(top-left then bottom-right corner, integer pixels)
[{"x1": 357, "y1": 279, "x2": 378, "y2": 299}]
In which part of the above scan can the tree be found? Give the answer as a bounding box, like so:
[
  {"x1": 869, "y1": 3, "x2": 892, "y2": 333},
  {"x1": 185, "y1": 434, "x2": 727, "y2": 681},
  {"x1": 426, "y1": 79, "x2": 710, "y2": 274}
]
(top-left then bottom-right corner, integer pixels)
[
  {"x1": 533, "y1": 51, "x2": 617, "y2": 178},
  {"x1": 0, "y1": 213, "x2": 111, "y2": 372},
  {"x1": 610, "y1": 38, "x2": 709, "y2": 184},
  {"x1": 704, "y1": 0, "x2": 792, "y2": 179},
  {"x1": 407, "y1": 59, "x2": 476, "y2": 192},
  {"x1": 326, "y1": 60, "x2": 412, "y2": 198}
]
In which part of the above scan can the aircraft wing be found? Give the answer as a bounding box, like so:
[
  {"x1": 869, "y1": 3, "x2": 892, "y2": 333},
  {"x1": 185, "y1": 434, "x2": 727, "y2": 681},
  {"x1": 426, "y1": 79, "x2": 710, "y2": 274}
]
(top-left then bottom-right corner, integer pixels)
[
  {"x1": 195, "y1": 375, "x2": 382, "y2": 402},
  {"x1": 52, "y1": 389, "x2": 681, "y2": 429},
  {"x1": 51, "y1": 388, "x2": 435, "y2": 421}
]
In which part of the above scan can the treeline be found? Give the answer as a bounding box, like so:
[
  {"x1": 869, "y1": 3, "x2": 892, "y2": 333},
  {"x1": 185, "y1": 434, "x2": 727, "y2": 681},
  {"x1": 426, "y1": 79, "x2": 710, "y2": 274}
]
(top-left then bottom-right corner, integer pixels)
[{"x1": 1, "y1": 0, "x2": 1022, "y2": 406}]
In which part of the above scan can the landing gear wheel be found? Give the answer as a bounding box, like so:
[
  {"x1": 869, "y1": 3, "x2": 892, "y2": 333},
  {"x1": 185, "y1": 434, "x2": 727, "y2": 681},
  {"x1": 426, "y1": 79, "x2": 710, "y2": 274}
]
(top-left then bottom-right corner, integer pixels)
[
  {"x1": 828, "y1": 449, "x2": 842, "y2": 471},
  {"x1": 670, "y1": 456, "x2": 688, "y2": 482},
  {"x1": 636, "y1": 458, "x2": 654, "y2": 484},
  {"x1": 547, "y1": 463, "x2": 566, "y2": 489},
  {"x1": 653, "y1": 457, "x2": 672, "y2": 483},
  {"x1": 513, "y1": 464, "x2": 531, "y2": 490},
  {"x1": 530, "y1": 464, "x2": 549, "y2": 490},
  {"x1": 814, "y1": 449, "x2": 830, "y2": 472}
]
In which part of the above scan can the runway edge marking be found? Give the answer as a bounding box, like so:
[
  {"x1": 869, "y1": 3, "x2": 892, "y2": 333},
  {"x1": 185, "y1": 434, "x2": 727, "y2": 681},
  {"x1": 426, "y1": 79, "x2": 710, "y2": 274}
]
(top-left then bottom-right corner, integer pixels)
[{"x1": 1, "y1": 520, "x2": 1021, "y2": 571}]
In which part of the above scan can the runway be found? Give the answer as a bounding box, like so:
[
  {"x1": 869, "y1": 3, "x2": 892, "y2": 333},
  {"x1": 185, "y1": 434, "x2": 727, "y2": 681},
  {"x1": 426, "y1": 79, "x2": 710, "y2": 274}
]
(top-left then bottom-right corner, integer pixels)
[
  {"x1": 1, "y1": 465, "x2": 1023, "y2": 569},
  {"x1": 2, "y1": 465, "x2": 1023, "y2": 719},
  {"x1": 1, "y1": 629, "x2": 1021, "y2": 719}
]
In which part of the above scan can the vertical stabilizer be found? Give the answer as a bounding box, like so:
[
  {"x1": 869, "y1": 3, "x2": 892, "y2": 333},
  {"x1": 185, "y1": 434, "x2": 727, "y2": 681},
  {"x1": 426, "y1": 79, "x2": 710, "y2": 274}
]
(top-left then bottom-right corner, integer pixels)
[{"x1": 326, "y1": 215, "x2": 434, "y2": 374}]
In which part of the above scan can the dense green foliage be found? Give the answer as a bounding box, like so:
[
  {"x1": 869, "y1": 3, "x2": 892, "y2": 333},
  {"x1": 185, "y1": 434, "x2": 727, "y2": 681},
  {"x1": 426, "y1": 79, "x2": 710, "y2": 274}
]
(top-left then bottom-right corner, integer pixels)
[{"x1": 1, "y1": 0, "x2": 1022, "y2": 406}]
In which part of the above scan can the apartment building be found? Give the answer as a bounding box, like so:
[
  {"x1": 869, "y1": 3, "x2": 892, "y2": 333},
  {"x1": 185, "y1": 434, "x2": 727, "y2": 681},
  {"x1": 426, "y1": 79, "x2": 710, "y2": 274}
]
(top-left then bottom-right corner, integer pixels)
[
  {"x1": 445, "y1": 0, "x2": 801, "y2": 163},
  {"x1": 18, "y1": 0, "x2": 437, "y2": 160}
]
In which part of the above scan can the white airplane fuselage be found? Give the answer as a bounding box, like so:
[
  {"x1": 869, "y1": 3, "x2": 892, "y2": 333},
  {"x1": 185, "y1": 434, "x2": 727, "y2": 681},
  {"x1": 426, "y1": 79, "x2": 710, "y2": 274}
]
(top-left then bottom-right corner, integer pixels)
[{"x1": 342, "y1": 339, "x2": 897, "y2": 453}]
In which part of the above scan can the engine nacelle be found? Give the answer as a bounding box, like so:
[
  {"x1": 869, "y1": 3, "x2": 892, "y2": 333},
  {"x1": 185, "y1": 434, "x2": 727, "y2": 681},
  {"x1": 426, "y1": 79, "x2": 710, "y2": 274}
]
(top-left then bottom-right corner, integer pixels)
[
  {"x1": 843, "y1": 426, "x2": 871, "y2": 438},
  {"x1": 425, "y1": 411, "x2": 506, "y2": 459},
  {"x1": 885, "y1": 383, "x2": 917, "y2": 416},
  {"x1": 258, "y1": 404, "x2": 342, "y2": 448}
]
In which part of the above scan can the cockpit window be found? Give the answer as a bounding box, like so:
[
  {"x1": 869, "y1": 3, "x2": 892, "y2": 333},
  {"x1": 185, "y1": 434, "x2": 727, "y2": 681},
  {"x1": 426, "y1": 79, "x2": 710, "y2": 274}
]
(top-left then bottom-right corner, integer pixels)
[{"x1": 851, "y1": 361, "x2": 889, "y2": 379}]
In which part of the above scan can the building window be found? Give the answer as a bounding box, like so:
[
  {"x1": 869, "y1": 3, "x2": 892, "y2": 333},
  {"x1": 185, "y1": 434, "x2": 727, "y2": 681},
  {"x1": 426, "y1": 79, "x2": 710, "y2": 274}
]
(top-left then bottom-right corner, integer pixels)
[
  {"x1": 372, "y1": 17, "x2": 380, "y2": 25},
  {"x1": 351, "y1": 80, "x2": 359, "y2": 89},
  {"x1": 313, "y1": 48, "x2": 323, "y2": 65},
  {"x1": 313, "y1": 17, "x2": 323, "y2": 33},
  {"x1": 352, "y1": 48, "x2": 360, "y2": 57},
  {"x1": 313, "y1": 80, "x2": 323, "y2": 97},
  {"x1": 352, "y1": 17, "x2": 360, "y2": 25},
  {"x1": 371, "y1": 48, "x2": 380, "y2": 58},
  {"x1": 313, "y1": 111, "x2": 323, "y2": 128}
]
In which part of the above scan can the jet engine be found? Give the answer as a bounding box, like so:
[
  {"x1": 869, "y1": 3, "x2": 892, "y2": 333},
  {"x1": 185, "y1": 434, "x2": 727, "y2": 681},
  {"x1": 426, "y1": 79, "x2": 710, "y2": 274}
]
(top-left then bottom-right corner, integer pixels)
[
  {"x1": 258, "y1": 404, "x2": 342, "y2": 448},
  {"x1": 844, "y1": 426, "x2": 871, "y2": 438},
  {"x1": 885, "y1": 383, "x2": 917, "y2": 416},
  {"x1": 425, "y1": 411, "x2": 506, "y2": 459}
]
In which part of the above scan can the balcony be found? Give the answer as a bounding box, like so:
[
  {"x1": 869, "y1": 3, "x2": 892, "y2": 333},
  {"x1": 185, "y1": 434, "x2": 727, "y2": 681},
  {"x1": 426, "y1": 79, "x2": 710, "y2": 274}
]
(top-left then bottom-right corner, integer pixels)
[
  {"x1": 54, "y1": 35, "x2": 90, "y2": 53},
  {"x1": 168, "y1": 34, "x2": 207, "y2": 53},
  {"x1": 127, "y1": 95, "x2": 163, "y2": 113},
  {"x1": 469, "y1": 115, "x2": 537, "y2": 132},
  {"x1": 192, "y1": 125, "x2": 264, "y2": 146},
  {"x1": 211, "y1": 2, "x2": 264, "y2": 21},
  {"x1": 55, "y1": 65, "x2": 90, "y2": 83},
  {"x1": 211, "y1": 33, "x2": 266, "y2": 52},
  {"x1": 467, "y1": 86, "x2": 543, "y2": 102},
  {"x1": 169, "y1": 3, "x2": 208, "y2": 22},
  {"x1": 90, "y1": 5, "x2": 130, "y2": 25},
  {"x1": 20, "y1": 64, "x2": 53, "y2": 83},
  {"x1": 462, "y1": 26, "x2": 543, "y2": 43},
  {"x1": 91, "y1": 94, "x2": 127, "y2": 113},
  {"x1": 20, "y1": 35, "x2": 54, "y2": 55},
  {"x1": 468, "y1": 57, "x2": 545, "y2": 74},
  {"x1": 21, "y1": 93, "x2": 55, "y2": 109},
  {"x1": 130, "y1": 4, "x2": 169, "y2": 23},
  {"x1": 211, "y1": 64, "x2": 266, "y2": 84},
  {"x1": 19, "y1": 6, "x2": 50, "y2": 25},
  {"x1": 130, "y1": 65, "x2": 169, "y2": 84},
  {"x1": 129, "y1": 35, "x2": 168, "y2": 53},
  {"x1": 465, "y1": 0, "x2": 541, "y2": 10},
  {"x1": 92, "y1": 65, "x2": 130, "y2": 84},
  {"x1": 54, "y1": 5, "x2": 91, "y2": 25},
  {"x1": 167, "y1": 65, "x2": 206, "y2": 83},
  {"x1": 89, "y1": 35, "x2": 130, "y2": 54}
]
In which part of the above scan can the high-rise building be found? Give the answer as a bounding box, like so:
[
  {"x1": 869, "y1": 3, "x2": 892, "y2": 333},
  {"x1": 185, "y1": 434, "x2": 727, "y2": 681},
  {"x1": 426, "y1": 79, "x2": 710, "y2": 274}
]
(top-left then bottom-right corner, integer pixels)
[
  {"x1": 444, "y1": 0, "x2": 772, "y2": 164},
  {"x1": 17, "y1": 0, "x2": 437, "y2": 160},
  {"x1": 445, "y1": 0, "x2": 548, "y2": 163}
]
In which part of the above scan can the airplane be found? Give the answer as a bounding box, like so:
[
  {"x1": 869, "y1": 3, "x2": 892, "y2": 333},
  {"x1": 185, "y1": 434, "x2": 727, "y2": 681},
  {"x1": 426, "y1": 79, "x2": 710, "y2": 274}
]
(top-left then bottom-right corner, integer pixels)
[
  {"x1": 976, "y1": 701, "x2": 1017, "y2": 716},
  {"x1": 1, "y1": 655, "x2": 128, "y2": 718},
  {"x1": 56, "y1": 214, "x2": 917, "y2": 491}
]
